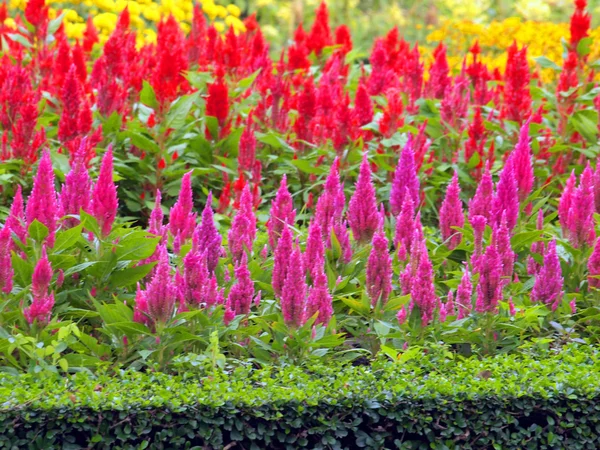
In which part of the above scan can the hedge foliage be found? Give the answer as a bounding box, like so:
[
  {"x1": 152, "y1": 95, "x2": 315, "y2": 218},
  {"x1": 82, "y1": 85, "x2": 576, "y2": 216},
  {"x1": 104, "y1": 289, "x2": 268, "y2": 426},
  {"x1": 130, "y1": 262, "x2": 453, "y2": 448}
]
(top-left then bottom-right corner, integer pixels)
[{"x1": 2, "y1": 345, "x2": 600, "y2": 449}]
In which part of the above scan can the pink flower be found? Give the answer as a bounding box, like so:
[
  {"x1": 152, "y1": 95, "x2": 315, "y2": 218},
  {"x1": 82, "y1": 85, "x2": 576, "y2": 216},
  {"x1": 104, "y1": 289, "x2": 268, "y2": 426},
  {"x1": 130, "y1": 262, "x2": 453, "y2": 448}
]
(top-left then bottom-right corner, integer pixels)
[
  {"x1": 6, "y1": 186, "x2": 27, "y2": 245},
  {"x1": 564, "y1": 164, "x2": 596, "y2": 248},
  {"x1": 305, "y1": 268, "x2": 333, "y2": 326},
  {"x1": 26, "y1": 150, "x2": 58, "y2": 246},
  {"x1": 589, "y1": 238, "x2": 600, "y2": 288},
  {"x1": 531, "y1": 240, "x2": 563, "y2": 311},
  {"x1": 60, "y1": 144, "x2": 92, "y2": 228},
  {"x1": 470, "y1": 215, "x2": 487, "y2": 269},
  {"x1": 445, "y1": 291, "x2": 455, "y2": 318},
  {"x1": 493, "y1": 213, "x2": 515, "y2": 279},
  {"x1": 492, "y1": 157, "x2": 519, "y2": 231},
  {"x1": 508, "y1": 297, "x2": 516, "y2": 316},
  {"x1": 148, "y1": 190, "x2": 166, "y2": 240},
  {"x1": 527, "y1": 209, "x2": 545, "y2": 275},
  {"x1": 267, "y1": 175, "x2": 296, "y2": 249},
  {"x1": 304, "y1": 219, "x2": 325, "y2": 282},
  {"x1": 468, "y1": 166, "x2": 494, "y2": 224},
  {"x1": 475, "y1": 244, "x2": 502, "y2": 313},
  {"x1": 511, "y1": 121, "x2": 534, "y2": 204},
  {"x1": 139, "y1": 245, "x2": 178, "y2": 325},
  {"x1": 272, "y1": 223, "x2": 293, "y2": 298},
  {"x1": 315, "y1": 157, "x2": 345, "y2": 240},
  {"x1": 281, "y1": 244, "x2": 307, "y2": 327},
  {"x1": 24, "y1": 293, "x2": 54, "y2": 326},
  {"x1": 182, "y1": 250, "x2": 209, "y2": 306},
  {"x1": 348, "y1": 153, "x2": 380, "y2": 244},
  {"x1": 227, "y1": 253, "x2": 254, "y2": 316},
  {"x1": 91, "y1": 147, "x2": 118, "y2": 238},
  {"x1": 238, "y1": 125, "x2": 257, "y2": 172},
  {"x1": 390, "y1": 139, "x2": 420, "y2": 216},
  {"x1": 228, "y1": 184, "x2": 257, "y2": 263},
  {"x1": 439, "y1": 171, "x2": 464, "y2": 249},
  {"x1": 397, "y1": 307, "x2": 407, "y2": 325},
  {"x1": 366, "y1": 230, "x2": 392, "y2": 307},
  {"x1": 169, "y1": 171, "x2": 196, "y2": 252},
  {"x1": 0, "y1": 226, "x2": 13, "y2": 294},
  {"x1": 32, "y1": 246, "x2": 53, "y2": 299},
  {"x1": 192, "y1": 193, "x2": 222, "y2": 273},
  {"x1": 456, "y1": 267, "x2": 473, "y2": 319},
  {"x1": 394, "y1": 192, "x2": 415, "y2": 260},
  {"x1": 333, "y1": 220, "x2": 352, "y2": 263},
  {"x1": 570, "y1": 299, "x2": 577, "y2": 314},
  {"x1": 558, "y1": 170, "x2": 576, "y2": 233}
]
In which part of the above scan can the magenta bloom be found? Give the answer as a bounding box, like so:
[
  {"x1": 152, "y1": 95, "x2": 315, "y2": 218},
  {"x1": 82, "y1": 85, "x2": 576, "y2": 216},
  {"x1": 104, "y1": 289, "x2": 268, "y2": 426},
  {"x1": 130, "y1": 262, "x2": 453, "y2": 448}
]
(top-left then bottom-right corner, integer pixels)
[
  {"x1": 588, "y1": 238, "x2": 600, "y2": 288},
  {"x1": 470, "y1": 215, "x2": 487, "y2": 268},
  {"x1": 91, "y1": 147, "x2": 118, "y2": 238},
  {"x1": 527, "y1": 209, "x2": 545, "y2": 275},
  {"x1": 531, "y1": 240, "x2": 563, "y2": 311},
  {"x1": 493, "y1": 213, "x2": 515, "y2": 279},
  {"x1": 60, "y1": 148, "x2": 92, "y2": 228},
  {"x1": 409, "y1": 241, "x2": 437, "y2": 326},
  {"x1": 390, "y1": 139, "x2": 420, "y2": 216},
  {"x1": 24, "y1": 293, "x2": 55, "y2": 326},
  {"x1": 133, "y1": 283, "x2": 150, "y2": 327},
  {"x1": 558, "y1": 170, "x2": 576, "y2": 233},
  {"x1": 475, "y1": 244, "x2": 503, "y2": 313},
  {"x1": 32, "y1": 246, "x2": 53, "y2": 299},
  {"x1": 348, "y1": 153, "x2": 380, "y2": 244},
  {"x1": 192, "y1": 193, "x2": 222, "y2": 273},
  {"x1": 315, "y1": 158, "x2": 345, "y2": 240},
  {"x1": 228, "y1": 184, "x2": 257, "y2": 263},
  {"x1": 492, "y1": 158, "x2": 519, "y2": 231},
  {"x1": 456, "y1": 267, "x2": 473, "y2": 319},
  {"x1": 468, "y1": 167, "x2": 494, "y2": 224},
  {"x1": 304, "y1": 219, "x2": 325, "y2": 282},
  {"x1": 238, "y1": 125, "x2": 257, "y2": 172},
  {"x1": 148, "y1": 190, "x2": 166, "y2": 240},
  {"x1": 169, "y1": 171, "x2": 196, "y2": 252},
  {"x1": 366, "y1": 230, "x2": 392, "y2": 307},
  {"x1": 0, "y1": 226, "x2": 13, "y2": 294},
  {"x1": 144, "y1": 245, "x2": 178, "y2": 324},
  {"x1": 510, "y1": 121, "x2": 534, "y2": 203},
  {"x1": 6, "y1": 186, "x2": 27, "y2": 244},
  {"x1": 267, "y1": 175, "x2": 296, "y2": 249},
  {"x1": 272, "y1": 223, "x2": 293, "y2": 298},
  {"x1": 305, "y1": 267, "x2": 333, "y2": 326},
  {"x1": 394, "y1": 192, "x2": 415, "y2": 260},
  {"x1": 565, "y1": 164, "x2": 596, "y2": 248},
  {"x1": 26, "y1": 150, "x2": 58, "y2": 246},
  {"x1": 227, "y1": 253, "x2": 254, "y2": 316},
  {"x1": 333, "y1": 220, "x2": 352, "y2": 263},
  {"x1": 439, "y1": 171, "x2": 464, "y2": 249},
  {"x1": 280, "y1": 244, "x2": 307, "y2": 327},
  {"x1": 182, "y1": 250, "x2": 209, "y2": 306},
  {"x1": 594, "y1": 162, "x2": 600, "y2": 213}
]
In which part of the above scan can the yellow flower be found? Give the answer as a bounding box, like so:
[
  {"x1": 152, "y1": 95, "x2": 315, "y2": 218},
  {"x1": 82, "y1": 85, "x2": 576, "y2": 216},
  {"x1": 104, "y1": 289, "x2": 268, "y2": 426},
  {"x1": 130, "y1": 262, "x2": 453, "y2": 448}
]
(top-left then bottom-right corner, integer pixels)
[
  {"x1": 3, "y1": 18, "x2": 17, "y2": 30},
  {"x1": 65, "y1": 22, "x2": 87, "y2": 40},
  {"x1": 225, "y1": 14, "x2": 246, "y2": 33},
  {"x1": 226, "y1": 4, "x2": 241, "y2": 17},
  {"x1": 213, "y1": 21, "x2": 224, "y2": 33},
  {"x1": 93, "y1": 12, "x2": 119, "y2": 34}
]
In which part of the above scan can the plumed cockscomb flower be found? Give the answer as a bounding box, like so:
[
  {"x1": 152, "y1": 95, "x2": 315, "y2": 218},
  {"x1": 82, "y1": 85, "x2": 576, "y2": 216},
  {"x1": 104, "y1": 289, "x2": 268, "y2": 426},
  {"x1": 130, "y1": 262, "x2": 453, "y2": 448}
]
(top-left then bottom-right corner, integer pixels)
[
  {"x1": 227, "y1": 253, "x2": 254, "y2": 316},
  {"x1": 304, "y1": 219, "x2": 325, "y2": 282},
  {"x1": 169, "y1": 171, "x2": 197, "y2": 253},
  {"x1": 91, "y1": 147, "x2": 118, "y2": 238},
  {"x1": 192, "y1": 193, "x2": 222, "y2": 273},
  {"x1": 182, "y1": 250, "x2": 209, "y2": 307},
  {"x1": 456, "y1": 267, "x2": 473, "y2": 319},
  {"x1": 366, "y1": 230, "x2": 392, "y2": 307},
  {"x1": 559, "y1": 170, "x2": 577, "y2": 233},
  {"x1": 439, "y1": 171, "x2": 464, "y2": 249},
  {"x1": 280, "y1": 244, "x2": 307, "y2": 328},
  {"x1": 133, "y1": 283, "x2": 150, "y2": 327},
  {"x1": 354, "y1": 79, "x2": 373, "y2": 127},
  {"x1": 409, "y1": 241, "x2": 438, "y2": 326},
  {"x1": 565, "y1": 164, "x2": 596, "y2": 248},
  {"x1": 32, "y1": 246, "x2": 52, "y2": 299},
  {"x1": 390, "y1": 139, "x2": 420, "y2": 216},
  {"x1": 594, "y1": 162, "x2": 600, "y2": 214},
  {"x1": 6, "y1": 186, "x2": 27, "y2": 245},
  {"x1": 142, "y1": 245, "x2": 178, "y2": 325},
  {"x1": 60, "y1": 147, "x2": 92, "y2": 229},
  {"x1": 148, "y1": 190, "x2": 166, "y2": 241},
  {"x1": 305, "y1": 267, "x2": 333, "y2": 326},
  {"x1": 26, "y1": 150, "x2": 58, "y2": 247},
  {"x1": 315, "y1": 158, "x2": 345, "y2": 240},
  {"x1": 348, "y1": 153, "x2": 380, "y2": 245},
  {"x1": 492, "y1": 157, "x2": 519, "y2": 231},
  {"x1": 24, "y1": 293, "x2": 54, "y2": 326},
  {"x1": 493, "y1": 213, "x2": 515, "y2": 279},
  {"x1": 588, "y1": 238, "x2": 600, "y2": 288},
  {"x1": 531, "y1": 240, "x2": 563, "y2": 311},
  {"x1": 511, "y1": 121, "x2": 534, "y2": 204},
  {"x1": 470, "y1": 215, "x2": 487, "y2": 269},
  {"x1": 468, "y1": 166, "x2": 494, "y2": 224},
  {"x1": 267, "y1": 175, "x2": 296, "y2": 249},
  {"x1": 272, "y1": 223, "x2": 293, "y2": 298},
  {"x1": 0, "y1": 226, "x2": 13, "y2": 294},
  {"x1": 238, "y1": 125, "x2": 256, "y2": 172},
  {"x1": 527, "y1": 209, "x2": 545, "y2": 275},
  {"x1": 394, "y1": 192, "x2": 415, "y2": 261},
  {"x1": 228, "y1": 184, "x2": 257, "y2": 263},
  {"x1": 475, "y1": 244, "x2": 503, "y2": 313},
  {"x1": 333, "y1": 220, "x2": 353, "y2": 263}
]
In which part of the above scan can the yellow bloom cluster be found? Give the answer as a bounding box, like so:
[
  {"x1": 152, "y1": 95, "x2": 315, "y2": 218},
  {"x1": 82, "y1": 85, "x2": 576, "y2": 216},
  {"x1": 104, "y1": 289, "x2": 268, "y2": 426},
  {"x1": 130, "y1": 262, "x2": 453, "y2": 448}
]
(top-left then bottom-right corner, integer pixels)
[
  {"x1": 427, "y1": 18, "x2": 600, "y2": 82},
  {"x1": 7, "y1": 0, "x2": 245, "y2": 46}
]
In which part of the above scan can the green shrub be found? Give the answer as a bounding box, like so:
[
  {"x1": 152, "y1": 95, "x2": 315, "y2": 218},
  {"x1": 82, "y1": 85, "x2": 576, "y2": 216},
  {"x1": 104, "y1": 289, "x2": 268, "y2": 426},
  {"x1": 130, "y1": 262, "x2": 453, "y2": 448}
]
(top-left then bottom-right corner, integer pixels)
[{"x1": 2, "y1": 345, "x2": 600, "y2": 449}]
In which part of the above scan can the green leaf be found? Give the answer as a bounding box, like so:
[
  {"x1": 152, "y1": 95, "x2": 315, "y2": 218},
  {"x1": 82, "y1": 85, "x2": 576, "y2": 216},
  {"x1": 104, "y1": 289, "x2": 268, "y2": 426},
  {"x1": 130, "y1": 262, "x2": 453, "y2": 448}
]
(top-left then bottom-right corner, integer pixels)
[
  {"x1": 125, "y1": 131, "x2": 161, "y2": 154},
  {"x1": 165, "y1": 92, "x2": 200, "y2": 130},
  {"x1": 109, "y1": 263, "x2": 157, "y2": 288},
  {"x1": 290, "y1": 159, "x2": 325, "y2": 175},
  {"x1": 511, "y1": 230, "x2": 543, "y2": 251},
  {"x1": 81, "y1": 210, "x2": 102, "y2": 237},
  {"x1": 205, "y1": 116, "x2": 219, "y2": 140},
  {"x1": 28, "y1": 220, "x2": 49, "y2": 243},
  {"x1": 383, "y1": 294, "x2": 411, "y2": 312},
  {"x1": 107, "y1": 321, "x2": 153, "y2": 338},
  {"x1": 11, "y1": 252, "x2": 33, "y2": 287},
  {"x1": 116, "y1": 231, "x2": 161, "y2": 261},
  {"x1": 47, "y1": 13, "x2": 65, "y2": 36},
  {"x1": 569, "y1": 110, "x2": 598, "y2": 143},
  {"x1": 533, "y1": 56, "x2": 561, "y2": 71},
  {"x1": 53, "y1": 224, "x2": 83, "y2": 254},
  {"x1": 339, "y1": 296, "x2": 370, "y2": 316},
  {"x1": 7, "y1": 33, "x2": 32, "y2": 48},
  {"x1": 140, "y1": 81, "x2": 158, "y2": 109},
  {"x1": 577, "y1": 37, "x2": 593, "y2": 57}
]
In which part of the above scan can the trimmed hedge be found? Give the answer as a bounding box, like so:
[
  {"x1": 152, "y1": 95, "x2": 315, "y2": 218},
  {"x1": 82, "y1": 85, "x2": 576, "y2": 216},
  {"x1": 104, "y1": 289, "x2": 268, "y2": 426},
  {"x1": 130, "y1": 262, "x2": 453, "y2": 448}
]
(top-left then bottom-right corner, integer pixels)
[{"x1": 2, "y1": 347, "x2": 600, "y2": 449}]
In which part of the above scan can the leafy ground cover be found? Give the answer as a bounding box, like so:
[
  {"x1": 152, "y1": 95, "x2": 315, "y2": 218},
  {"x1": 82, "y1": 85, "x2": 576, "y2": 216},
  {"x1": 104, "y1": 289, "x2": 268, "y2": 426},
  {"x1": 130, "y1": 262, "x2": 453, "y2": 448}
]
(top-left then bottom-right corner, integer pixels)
[{"x1": 0, "y1": 0, "x2": 600, "y2": 376}]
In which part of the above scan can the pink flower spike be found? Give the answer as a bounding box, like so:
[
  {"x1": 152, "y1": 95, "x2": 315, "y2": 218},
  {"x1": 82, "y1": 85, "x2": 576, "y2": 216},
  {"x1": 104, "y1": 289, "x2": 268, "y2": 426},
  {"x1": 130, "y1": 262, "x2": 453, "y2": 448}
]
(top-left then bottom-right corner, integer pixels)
[
  {"x1": 439, "y1": 171, "x2": 464, "y2": 249},
  {"x1": 348, "y1": 153, "x2": 380, "y2": 245},
  {"x1": 26, "y1": 150, "x2": 59, "y2": 246},
  {"x1": 456, "y1": 267, "x2": 472, "y2": 319},
  {"x1": 589, "y1": 238, "x2": 600, "y2": 288},
  {"x1": 493, "y1": 213, "x2": 515, "y2": 279},
  {"x1": 315, "y1": 157, "x2": 345, "y2": 240},
  {"x1": 397, "y1": 307, "x2": 407, "y2": 325},
  {"x1": 468, "y1": 166, "x2": 494, "y2": 224},
  {"x1": 227, "y1": 253, "x2": 254, "y2": 316},
  {"x1": 390, "y1": 138, "x2": 420, "y2": 216},
  {"x1": 91, "y1": 147, "x2": 118, "y2": 238},
  {"x1": 558, "y1": 170, "x2": 576, "y2": 233},
  {"x1": 394, "y1": 191, "x2": 415, "y2": 260},
  {"x1": 492, "y1": 157, "x2": 519, "y2": 231},
  {"x1": 272, "y1": 223, "x2": 293, "y2": 298},
  {"x1": 565, "y1": 164, "x2": 596, "y2": 248},
  {"x1": 0, "y1": 226, "x2": 14, "y2": 294},
  {"x1": 192, "y1": 192, "x2": 222, "y2": 273},
  {"x1": 508, "y1": 297, "x2": 516, "y2": 316},
  {"x1": 267, "y1": 175, "x2": 296, "y2": 249},
  {"x1": 305, "y1": 268, "x2": 333, "y2": 326},
  {"x1": 148, "y1": 190, "x2": 165, "y2": 240},
  {"x1": 570, "y1": 299, "x2": 577, "y2": 315},
  {"x1": 475, "y1": 244, "x2": 502, "y2": 313},
  {"x1": 32, "y1": 246, "x2": 53, "y2": 299},
  {"x1": 228, "y1": 184, "x2": 257, "y2": 263},
  {"x1": 60, "y1": 145, "x2": 92, "y2": 229},
  {"x1": 531, "y1": 239, "x2": 563, "y2": 311},
  {"x1": 6, "y1": 186, "x2": 27, "y2": 244},
  {"x1": 24, "y1": 293, "x2": 54, "y2": 326},
  {"x1": 169, "y1": 171, "x2": 196, "y2": 252},
  {"x1": 280, "y1": 244, "x2": 307, "y2": 327},
  {"x1": 143, "y1": 245, "x2": 178, "y2": 325},
  {"x1": 366, "y1": 230, "x2": 392, "y2": 307},
  {"x1": 304, "y1": 219, "x2": 325, "y2": 282},
  {"x1": 511, "y1": 120, "x2": 534, "y2": 203}
]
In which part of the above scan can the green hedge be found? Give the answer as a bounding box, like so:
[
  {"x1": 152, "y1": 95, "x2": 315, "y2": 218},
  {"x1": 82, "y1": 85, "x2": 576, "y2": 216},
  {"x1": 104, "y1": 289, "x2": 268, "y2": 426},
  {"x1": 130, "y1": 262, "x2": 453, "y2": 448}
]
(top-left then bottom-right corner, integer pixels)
[{"x1": 2, "y1": 346, "x2": 600, "y2": 449}]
